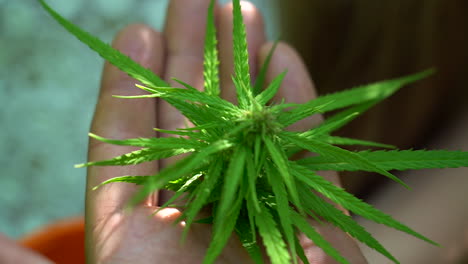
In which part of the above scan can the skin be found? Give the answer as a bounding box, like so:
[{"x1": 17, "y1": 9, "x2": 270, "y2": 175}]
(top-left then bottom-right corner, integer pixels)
[
  {"x1": 0, "y1": 233, "x2": 53, "y2": 264},
  {"x1": 0, "y1": 1, "x2": 367, "y2": 263}
]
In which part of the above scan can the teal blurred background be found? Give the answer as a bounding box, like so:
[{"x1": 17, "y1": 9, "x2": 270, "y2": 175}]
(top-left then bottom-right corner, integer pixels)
[{"x1": 0, "y1": 0, "x2": 278, "y2": 239}]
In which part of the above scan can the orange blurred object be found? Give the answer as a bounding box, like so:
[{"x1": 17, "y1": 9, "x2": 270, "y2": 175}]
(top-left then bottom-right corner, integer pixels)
[{"x1": 20, "y1": 217, "x2": 85, "y2": 264}]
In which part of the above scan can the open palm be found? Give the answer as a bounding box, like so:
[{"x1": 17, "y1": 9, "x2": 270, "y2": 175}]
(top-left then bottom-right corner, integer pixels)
[{"x1": 85, "y1": 1, "x2": 366, "y2": 263}]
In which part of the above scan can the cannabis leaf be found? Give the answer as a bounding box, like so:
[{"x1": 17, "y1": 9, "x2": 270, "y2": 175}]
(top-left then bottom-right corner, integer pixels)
[
  {"x1": 203, "y1": 0, "x2": 220, "y2": 96},
  {"x1": 232, "y1": 0, "x2": 253, "y2": 108},
  {"x1": 298, "y1": 149, "x2": 468, "y2": 171},
  {"x1": 40, "y1": 0, "x2": 468, "y2": 263}
]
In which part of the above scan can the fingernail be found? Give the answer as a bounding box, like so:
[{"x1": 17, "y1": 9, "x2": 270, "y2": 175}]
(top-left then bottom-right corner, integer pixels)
[
  {"x1": 112, "y1": 25, "x2": 149, "y2": 63},
  {"x1": 106, "y1": 24, "x2": 161, "y2": 82}
]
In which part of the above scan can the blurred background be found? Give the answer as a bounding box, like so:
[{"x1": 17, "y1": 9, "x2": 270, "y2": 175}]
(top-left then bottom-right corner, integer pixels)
[
  {"x1": 280, "y1": 1, "x2": 468, "y2": 263},
  {"x1": 1, "y1": 0, "x2": 467, "y2": 263}
]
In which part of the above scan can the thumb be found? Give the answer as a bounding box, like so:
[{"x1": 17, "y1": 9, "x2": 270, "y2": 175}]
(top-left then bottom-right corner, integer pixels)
[{"x1": 0, "y1": 233, "x2": 53, "y2": 264}]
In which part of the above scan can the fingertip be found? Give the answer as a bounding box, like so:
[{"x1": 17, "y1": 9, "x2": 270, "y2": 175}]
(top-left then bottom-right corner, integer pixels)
[
  {"x1": 151, "y1": 207, "x2": 183, "y2": 225},
  {"x1": 260, "y1": 41, "x2": 317, "y2": 101},
  {"x1": 112, "y1": 23, "x2": 164, "y2": 61},
  {"x1": 164, "y1": 0, "x2": 211, "y2": 57},
  {"x1": 103, "y1": 23, "x2": 165, "y2": 89},
  {"x1": 258, "y1": 41, "x2": 321, "y2": 131},
  {"x1": 221, "y1": 0, "x2": 263, "y2": 16},
  {"x1": 258, "y1": 41, "x2": 312, "y2": 81}
]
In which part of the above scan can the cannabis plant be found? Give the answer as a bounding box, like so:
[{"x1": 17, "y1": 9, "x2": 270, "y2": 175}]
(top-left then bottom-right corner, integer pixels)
[{"x1": 40, "y1": 0, "x2": 468, "y2": 263}]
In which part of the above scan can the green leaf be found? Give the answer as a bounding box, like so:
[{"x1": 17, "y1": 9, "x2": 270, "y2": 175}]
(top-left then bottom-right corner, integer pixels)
[
  {"x1": 203, "y1": 179, "x2": 245, "y2": 264},
  {"x1": 174, "y1": 172, "x2": 204, "y2": 193},
  {"x1": 299, "y1": 150, "x2": 468, "y2": 171},
  {"x1": 118, "y1": 85, "x2": 238, "y2": 112},
  {"x1": 255, "y1": 71, "x2": 287, "y2": 106},
  {"x1": 130, "y1": 140, "x2": 233, "y2": 206},
  {"x1": 280, "y1": 69, "x2": 434, "y2": 127},
  {"x1": 152, "y1": 173, "x2": 205, "y2": 219},
  {"x1": 297, "y1": 184, "x2": 399, "y2": 263},
  {"x1": 39, "y1": 0, "x2": 168, "y2": 88},
  {"x1": 171, "y1": 78, "x2": 199, "y2": 91},
  {"x1": 281, "y1": 131, "x2": 408, "y2": 188},
  {"x1": 293, "y1": 234, "x2": 310, "y2": 264},
  {"x1": 181, "y1": 158, "x2": 224, "y2": 237},
  {"x1": 194, "y1": 216, "x2": 214, "y2": 224},
  {"x1": 263, "y1": 135, "x2": 303, "y2": 214},
  {"x1": 246, "y1": 151, "x2": 261, "y2": 212},
  {"x1": 290, "y1": 162, "x2": 438, "y2": 246},
  {"x1": 153, "y1": 188, "x2": 188, "y2": 216},
  {"x1": 177, "y1": 122, "x2": 226, "y2": 131},
  {"x1": 164, "y1": 99, "x2": 227, "y2": 133},
  {"x1": 153, "y1": 128, "x2": 208, "y2": 140},
  {"x1": 290, "y1": 210, "x2": 350, "y2": 264},
  {"x1": 277, "y1": 100, "x2": 333, "y2": 129},
  {"x1": 92, "y1": 175, "x2": 147, "y2": 190},
  {"x1": 246, "y1": 189, "x2": 259, "y2": 241},
  {"x1": 232, "y1": 0, "x2": 253, "y2": 108},
  {"x1": 88, "y1": 133, "x2": 205, "y2": 149},
  {"x1": 253, "y1": 40, "x2": 279, "y2": 96},
  {"x1": 76, "y1": 148, "x2": 192, "y2": 168},
  {"x1": 164, "y1": 173, "x2": 202, "y2": 193},
  {"x1": 300, "y1": 112, "x2": 359, "y2": 138},
  {"x1": 130, "y1": 84, "x2": 231, "y2": 127},
  {"x1": 282, "y1": 112, "x2": 362, "y2": 155},
  {"x1": 287, "y1": 100, "x2": 394, "y2": 154},
  {"x1": 235, "y1": 216, "x2": 264, "y2": 264},
  {"x1": 221, "y1": 119, "x2": 255, "y2": 140},
  {"x1": 255, "y1": 203, "x2": 291, "y2": 264},
  {"x1": 203, "y1": 0, "x2": 220, "y2": 96},
  {"x1": 313, "y1": 100, "x2": 377, "y2": 135},
  {"x1": 42, "y1": 1, "x2": 447, "y2": 263},
  {"x1": 270, "y1": 102, "x2": 302, "y2": 112},
  {"x1": 216, "y1": 146, "x2": 247, "y2": 224},
  {"x1": 254, "y1": 135, "x2": 262, "y2": 166},
  {"x1": 265, "y1": 164, "x2": 297, "y2": 264},
  {"x1": 319, "y1": 136, "x2": 396, "y2": 149}
]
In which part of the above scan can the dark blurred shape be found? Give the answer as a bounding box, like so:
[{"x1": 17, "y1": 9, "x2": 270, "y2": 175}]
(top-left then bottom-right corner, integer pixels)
[{"x1": 279, "y1": 0, "x2": 468, "y2": 195}]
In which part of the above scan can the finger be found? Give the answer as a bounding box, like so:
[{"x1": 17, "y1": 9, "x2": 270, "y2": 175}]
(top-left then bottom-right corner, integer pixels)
[
  {"x1": 299, "y1": 222, "x2": 368, "y2": 264},
  {"x1": 0, "y1": 233, "x2": 53, "y2": 264},
  {"x1": 259, "y1": 42, "x2": 322, "y2": 131},
  {"x1": 86, "y1": 24, "x2": 165, "y2": 225},
  {"x1": 219, "y1": 1, "x2": 266, "y2": 103},
  {"x1": 259, "y1": 42, "x2": 341, "y2": 179},
  {"x1": 158, "y1": 0, "x2": 214, "y2": 205},
  {"x1": 259, "y1": 43, "x2": 366, "y2": 262},
  {"x1": 161, "y1": 0, "x2": 213, "y2": 131}
]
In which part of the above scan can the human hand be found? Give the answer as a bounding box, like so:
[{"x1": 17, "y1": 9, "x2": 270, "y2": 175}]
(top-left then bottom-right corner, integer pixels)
[
  {"x1": 85, "y1": 1, "x2": 367, "y2": 263},
  {"x1": 0, "y1": 233, "x2": 52, "y2": 264}
]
